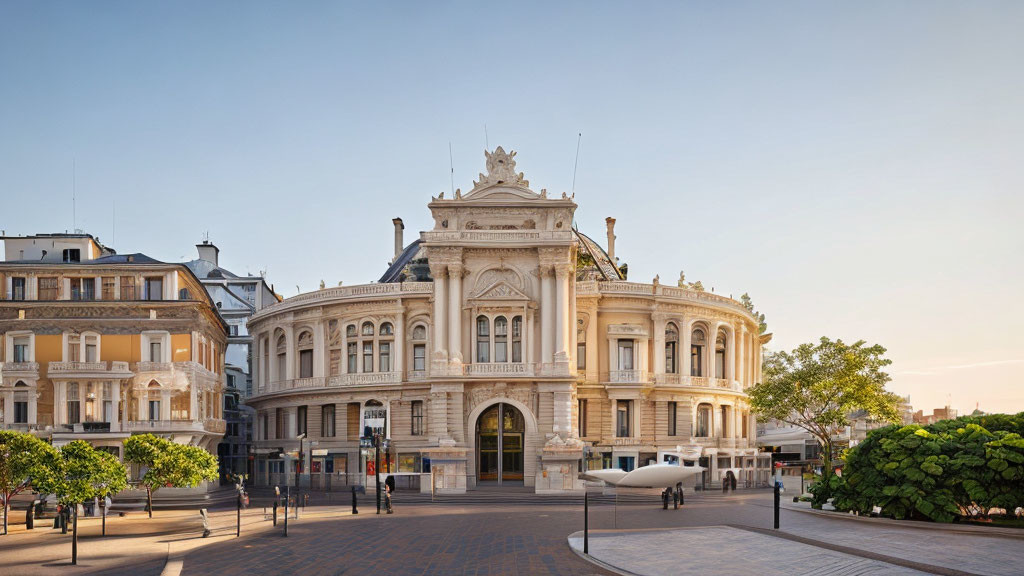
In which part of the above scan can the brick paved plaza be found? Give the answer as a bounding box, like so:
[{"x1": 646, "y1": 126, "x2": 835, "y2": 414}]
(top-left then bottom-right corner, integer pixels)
[{"x1": 1, "y1": 490, "x2": 1021, "y2": 575}]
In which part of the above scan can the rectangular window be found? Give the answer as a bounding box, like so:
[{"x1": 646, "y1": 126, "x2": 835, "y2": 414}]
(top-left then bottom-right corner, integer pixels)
[
  {"x1": 71, "y1": 278, "x2": 95, "y2": 301},
  {"x1": 742, "y1": 412, "x2": 749, "y2": 439},
  {"x1": 101, "y1": 277, "x2": 116, "y2": 300},
  {"x1": 38, "y1": 277, "x2": 59, "y2": 300},
  {"x1": 411, "y1": 400, "x2": 424, "y2": 435},
  {"x1": 120, "y1": 277, "x2": 136, "y2": 300},
  {"x1": 149, "y1": 341, "x2": 163, "y2": 362},
  {"x1": 68, "y1": 400, "x2": 81, "y2": 424},
  {"x1": 666, "y1": 342, "x2": 676, "y2": 374},
  {"x1": 149, "y1": 400, "x2": 161, "y2": 421},
  {"x1": 14, "y1": 401, "x2": 29, "y2": 423},
  {"x1": 62, "y1": 248, "x2": 80, "y2": 262},
  {"x1": 299, "y1": 349, "x2": 313, "y2": 378},
  {"x1": 511, "y1": 317, "x2": 522, "y2": 363},
  {"x1": 379, "y1": 342, "x2": 391, "y2": 372},
  {"x1": 67, "y1": 337, "x2": 81, "y2": 362},
  {"x1": 276, "y1": 408, "x2": 285, "y2": 439},
  {"x1": 145, "y1": 277, "x2": 163, "y2": 301},
  {"x1": 11, "y1": 277, "x2": 26, "y2": 300},
  {"x1": 577, "y1": 343, "x2": 586, "y2": 370},
  {"x1": 668, "y1": 402, "x2": 678, "y2": 436},
  {"x1": 413, "y1": 344, "x2": 426, "y2": 371},
  {"x1": 617, "y1": 340, "x2": 634, "y2": 370},
  {"x1": 321, "y1": 405, "x2": 336, "y2": 437},
  {"x1": 347, "y1": 343, "x2": 358, "y2": 373},
  {"x1": 362, "y1": 342, "x2": 374, "y2": 372},
  {"x1": 13, "y1": 338, "x2": 29, "y2": 363},
  {"x1": 721, "y1": 406, "x2": 729, "y2": 437},
  {"x1": 616, "y1": 400, "x2": 632, "y2": 438},
  {"x1": 85, "y1": 342, "x2": 98, "y2": 363},
  {"x1": 494, "y1": 319, "x2": 507, "y2": 363},
  {"x1": 297, "y1": 405, "x2": 307, "y2": 436},
  {"x1": 716, "y1": 349, "x2": 726, "y2": 379},
  {"x1": 696, "y1": 405, "x2": 711, "y2": 437},
  {"x1": 103, "y1": 400, "x2": 113, "y2": 422},
  {"x1": 476, "y1": 317, "x2": 490, "y2": 363},
  {"x1": 578, "y1": 399, "x2": 588, "y2": 437}
]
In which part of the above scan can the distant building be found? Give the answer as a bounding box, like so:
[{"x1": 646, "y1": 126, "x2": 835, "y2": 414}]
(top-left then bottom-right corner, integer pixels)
[
  {"x1": 0, "y1": 232, "x2": 227, "y2": 461},
  {"x1": 185, "y1": 240, "x2": 277, "y2": 483},
  {"x1": 912, "y1": 406, "x2": 959, "y2": 425}
]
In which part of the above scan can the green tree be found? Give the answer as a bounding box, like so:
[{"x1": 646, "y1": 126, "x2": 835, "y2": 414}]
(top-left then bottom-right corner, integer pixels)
[
  {"x1": 739, "y1": 293, "x2": 768, "y2": 334},
  {"x1": 32, "y1": 440, "x2": 127, "y2": 506},
  {"x1": 749, "y1": 337, "x2": 901, "y2": 504},
  {"x1": 0, "y1": 431, "x2": 59, "y2": 535},
  {"x1": 124, "y1": 434, "x2": 218, "y2": 518}
]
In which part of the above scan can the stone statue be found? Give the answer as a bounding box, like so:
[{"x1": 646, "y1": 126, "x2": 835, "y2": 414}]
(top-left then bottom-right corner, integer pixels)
[
  {"x1": 454, "y1": 188, "x2": 462, "y2": 199},
  {"x1": 678, "y1": 271, "x2": 686, "y2": 287},
  {"x1": 319, "y1": 280, "x2": 326, "y2": 290},
  {"x1": 653, "y1": 275, "x2": 660, "y2": 286}
]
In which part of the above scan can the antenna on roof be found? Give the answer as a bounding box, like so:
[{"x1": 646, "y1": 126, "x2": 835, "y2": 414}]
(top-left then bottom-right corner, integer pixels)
[
  {"x1": 112, "y1": 200, "x2": 116, "y2": 248},
  {"x1": 484, "y1": 124, "x2": 489, "y2": 150},
  {"x1": 72, "y1": 159, "x2": 77, "y2": 232},
  {"x1": 571, "y1": 132, "x2": 582, "y2": 196},
  {"x1": 448, "y1": 142, "x2": 455, "y2": 196}
]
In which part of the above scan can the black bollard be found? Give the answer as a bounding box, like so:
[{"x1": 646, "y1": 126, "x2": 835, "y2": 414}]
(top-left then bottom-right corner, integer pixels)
[
  {"x1": 72, "y1": 504, "x2": 78, "y2": 565},
  {"x1": 26, "y1": 502, "x2": 35, "y2": 530},
  {"x1": 773, "y1": 482, "x2": 780, "y2": 529},
  {"x1": 61, "y1": 507, "x2": 68, "y2": 534},
  {"x1": 272, "y1": 500, "x2": 278, "y2": 526},
  {"x1": 236, "y1": 492, "x2": 242, "y2": 538},
  {"x1": 662, "y1": 488, "x2": 669, "y2": 510},
  {"x1": 583, "y1": 491, "x2": 589, "y2": 555},
  {"x1": 351, "y1": 485, "x2": 358, "y2": 515}
]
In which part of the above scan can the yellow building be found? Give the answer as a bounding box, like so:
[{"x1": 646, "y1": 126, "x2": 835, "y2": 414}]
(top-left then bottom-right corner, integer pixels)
[{"x1": 0, "y1": 233, "x2": 227, "y2": 457}]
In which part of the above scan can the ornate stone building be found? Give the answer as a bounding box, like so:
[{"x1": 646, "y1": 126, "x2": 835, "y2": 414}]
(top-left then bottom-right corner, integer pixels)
[
  {"x1": 247, "y1": 148, "x2": 771, "y2": 493},
  {"x1": 0, "y1": 233, "x2": 228, "y2": 457}
]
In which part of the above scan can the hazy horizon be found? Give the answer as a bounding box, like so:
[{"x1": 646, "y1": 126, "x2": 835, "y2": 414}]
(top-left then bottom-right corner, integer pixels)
[{"x1": 2, "y1": 1, "x2": 1021, "y2": 414}]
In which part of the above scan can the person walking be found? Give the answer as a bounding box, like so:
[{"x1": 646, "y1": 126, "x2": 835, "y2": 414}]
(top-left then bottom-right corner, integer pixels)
[
  {"x1": 199, "y1": 508, "x2": 211, "y2": 537},
  {"x1": 384, "y1": 475, "x2": 395, "y2": 514}
]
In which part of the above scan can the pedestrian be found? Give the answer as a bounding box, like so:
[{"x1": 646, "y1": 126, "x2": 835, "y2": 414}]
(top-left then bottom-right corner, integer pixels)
[
  {"x1": 384, "y1": 474, "x2": 395, "y2": 514},
  {"x1": 729, "y1": 471, "x2": 737, "y2": 491},
  {"x1": 199, "y1": 508, "x2": 211, "y2": 537}
]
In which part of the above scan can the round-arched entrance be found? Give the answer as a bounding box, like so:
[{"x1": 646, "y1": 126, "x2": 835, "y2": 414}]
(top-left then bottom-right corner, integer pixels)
[{"x1": 476, "y1": 403, "x2": 525, "y2": 484}]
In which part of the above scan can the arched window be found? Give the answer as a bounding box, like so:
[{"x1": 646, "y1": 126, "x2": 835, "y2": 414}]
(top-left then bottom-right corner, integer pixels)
[
  {"x1": 147, "y1": 381, "x2": 162, "y2": 421},
  {"x1": 361, "y1": 322, "x2": 375, "y2": 336},
  {"x1": 67, "y1": 333, "x2": 81, "y2": 362},
  {"x1": 346, "y1": 324, "x2": 357, "y2": 338},
  {"x1": 297, "y1": 330, "x2": 314, "y2": 378},
  {"x1": 512, "y1": 316, "x2": 523, "y2": 363},
  {"x1": 716, "y1": 330, "x2": 727, "y2": 378},
  {"x1": 379, "y1": 322, "x2": 394, "y2": 372},
  {"x1": 347, "y1": 325, "x2": 358, "y2": 373},
  {"x1": 691, "y1": 328, "x2": 706, "y2": 377},
  {"x1": 411, "y1": 324, "x2": 428, "y2": 372},
  {"x1": 665, "y1": 323, "x2": 679, "y2": 374},
  {"x1": 13, "y1": 381, "x2": 29, "y2": 424},
  {"x1": 696, "y1": 403, "x2": 712, "y2": 437},
  {"x1": 494, "y1": 317, "x2": 508, "y2": 363},
  {"x1": 476, "y1": 316, "x2": 490, "y2": 363},
  {"x1": 276, "y1": 334, "x2": 287, "y2": 381}
]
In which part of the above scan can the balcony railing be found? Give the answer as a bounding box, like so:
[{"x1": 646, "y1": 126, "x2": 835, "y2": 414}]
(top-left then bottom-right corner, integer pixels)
[
  {"x1": 464, "y1": 363, "x2": 534, "y2": 377},
  {"x1": 407, "y1": 370, "x2": 428, "y2": 381},
  {"x1": 1, "y1": 362, "x2": 40, "y2": 374},
  {"x1": 329, "y1": 372, "x2": 402, "y2": 386},
  {"x1": 47, "y1": 361, "x2": 131, "y2": 375},
  {"x1": 605, "y1": 370, "x2": 652, "y2": 384},
  {"x1": 135, "y1": 361, "x2": 173, "y2": 372},
  {"x1": 124, "y1": 420, "x2": 207, "y2": 433}
]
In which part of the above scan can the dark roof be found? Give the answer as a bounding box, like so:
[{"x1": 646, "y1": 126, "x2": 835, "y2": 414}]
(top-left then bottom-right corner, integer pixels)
[
  {"x1": 184, "y1": 258, "x2": 241, "y2": 280},
  {"x1": 574, "y1": 230, "x2": 624, "y2": 280},
  {"x1": 2, "y1": 253, "x2": 163, "y2": 265},
  {"x1": 378, "y1": 239, "x2": 424, "y2": 283}
]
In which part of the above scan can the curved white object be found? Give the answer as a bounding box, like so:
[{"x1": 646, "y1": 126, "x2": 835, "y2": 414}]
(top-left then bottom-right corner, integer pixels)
[{"x1": 581, "y1": 463, "x2": 705, "y2": 488}]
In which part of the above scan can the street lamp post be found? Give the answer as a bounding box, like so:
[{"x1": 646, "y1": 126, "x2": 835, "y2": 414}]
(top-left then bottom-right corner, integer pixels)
[{"x1": 374, "y1": 433, "x2": 382, "y2": 515}]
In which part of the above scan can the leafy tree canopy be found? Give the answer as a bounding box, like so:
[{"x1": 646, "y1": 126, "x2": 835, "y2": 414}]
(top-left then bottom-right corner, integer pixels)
[
  {"x1": 124, "y1": 434, "x2": 218, "y2": 491},
  {"x1": 750, "y1": 337, "x2": 901, "y2": 502},
  {"x1": 739, "y1": 293, "x2": 768, "y2": 334},
  {"x1": 33, "y1": 440, "x2": 127, "y2": 505},
  {"x1": 0, "y1": 431, "x2": 59, "y2": 506}
]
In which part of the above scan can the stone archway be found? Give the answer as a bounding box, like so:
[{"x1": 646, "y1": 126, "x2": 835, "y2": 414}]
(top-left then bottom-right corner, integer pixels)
[{"x1": 467, "y1": 397, "x2": 538, "y2": 487}]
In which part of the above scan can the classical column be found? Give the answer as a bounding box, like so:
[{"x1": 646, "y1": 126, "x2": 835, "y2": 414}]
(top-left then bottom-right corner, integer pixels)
[
  {"x1": 540, "y1": 266, "x2": 554, "y2": 363},
  {"x1": 111, "y1": 381, "x2": 120, "y2": 432},
  {"x1": 638, "y1": 338, "x2": 649, "y2": 376},
  {"x1": 585, "y1": 308, "x2": 599, "y2": 382},
  {"x1": 554, "y1": 264, "x2": 570, "y2": 360},
  {"x1": 161, "y1": 390, "x2": 171, "y2": 421},
  {"x1": 726, "y1": 327, "x2": 736, "y2": 382},
  {"x1": 707, "y1": 323, "x2": 718, "y2": 380},
  {"x1": 430, "y1": 263, "x2": 448, "y2": 364},
  {"x1": 526, "y1": 309, "x2": 535, "y2": 365},
  {"x1": 737, "y1": 326, "x2": 747, "y2": 387},
  {"x1": 53, "y1": 382, "x2": 66, "y2": 426},
  {"x1": 394, "y1": 311, "x2": 405, "y2": 377},
  {"x1": 313, "y1": 320, "x2": 325, "y2": 378},
  {"x1": 608, "y1": 338, "x2": 617, "y2": 374},
  {"x1": 448, "y1": 263, "x2": 463, "y2": 364},
  {"x1": 653, "y1": 315, "x2": 666, "y2": 376},
  {"x1": 339, "y1": 328, "x2": 348, "y2": 375},
  {"x1": 1, "y1": 390, "x2": 13, "y2": 424},
  {"x1": 284, "y1": 326, "x2": 296, "y2": 380}
]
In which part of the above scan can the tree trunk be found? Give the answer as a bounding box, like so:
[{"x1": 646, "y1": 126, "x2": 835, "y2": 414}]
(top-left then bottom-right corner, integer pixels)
[
  {"x1": 147, "y1": 487, "x2": 153, "y2": 519},
  {"x1": 2, "y1": 497, "x2": 8, "y2": 536}
]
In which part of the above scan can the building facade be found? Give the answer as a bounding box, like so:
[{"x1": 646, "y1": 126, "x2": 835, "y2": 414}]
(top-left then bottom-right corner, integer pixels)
[
  {"x1": 0, "y1": 233, "x2": 228, "y2": 458},
  {"x1": 247, "y1": 148, "x2": 770, "y2": 493},
  {"x1": 185, "y1": 240, "x2": 278, "y2": 482}
]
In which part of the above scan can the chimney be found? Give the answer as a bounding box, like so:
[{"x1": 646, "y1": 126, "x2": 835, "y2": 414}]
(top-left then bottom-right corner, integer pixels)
[
  {"x1": 605, "y1": 217, "x2": 616, "y2": 262},
  {"x1": 392, "y1": 218, "x2": 405, "y2": 261},
  {"x1": 196, "y1": 240, "x2": 219, "y2": 267}
]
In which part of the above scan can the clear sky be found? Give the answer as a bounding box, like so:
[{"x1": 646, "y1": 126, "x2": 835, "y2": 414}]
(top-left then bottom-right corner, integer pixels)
[{"x1": 2, "y1": 2, "x2": 1022, "y2": 414}]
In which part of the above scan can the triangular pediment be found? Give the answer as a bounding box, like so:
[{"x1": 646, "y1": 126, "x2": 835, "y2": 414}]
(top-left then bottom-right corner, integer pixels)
[
  {"x1": 469, "y1": 280, "x2": 530, "y2": 301},
  {"x1": 462, "y1": 183, "x2": 540, "y2": 201}
]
